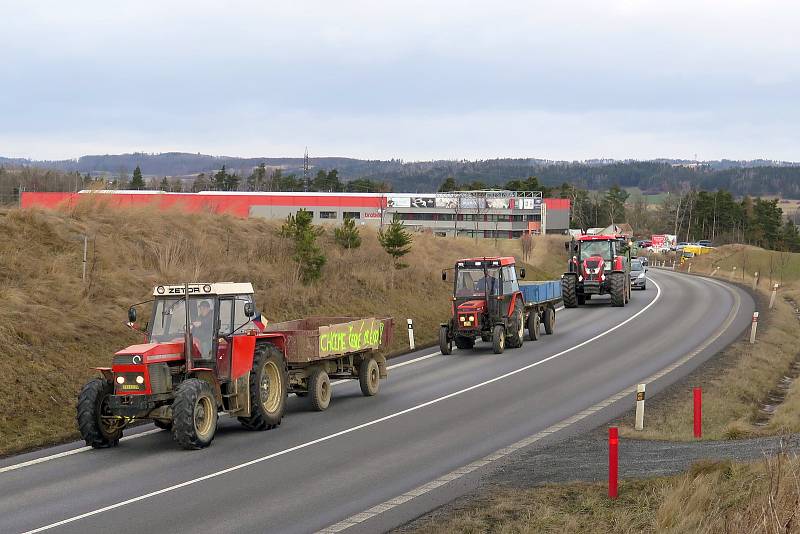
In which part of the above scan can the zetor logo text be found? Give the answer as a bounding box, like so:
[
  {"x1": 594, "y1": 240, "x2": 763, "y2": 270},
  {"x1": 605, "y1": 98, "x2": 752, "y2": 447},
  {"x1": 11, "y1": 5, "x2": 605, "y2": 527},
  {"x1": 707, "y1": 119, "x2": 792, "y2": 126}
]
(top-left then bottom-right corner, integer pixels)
[{"x1": 168, "y1": 286, "x2": 201, "y2": 294}]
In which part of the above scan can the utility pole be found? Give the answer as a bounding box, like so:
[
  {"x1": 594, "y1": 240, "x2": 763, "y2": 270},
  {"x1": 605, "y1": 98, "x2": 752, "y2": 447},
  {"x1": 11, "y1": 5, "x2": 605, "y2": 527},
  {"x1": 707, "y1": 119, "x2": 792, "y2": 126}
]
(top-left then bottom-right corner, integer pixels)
[{"x1": 303, "y1": 147, "x2": 310, "y2": 192}]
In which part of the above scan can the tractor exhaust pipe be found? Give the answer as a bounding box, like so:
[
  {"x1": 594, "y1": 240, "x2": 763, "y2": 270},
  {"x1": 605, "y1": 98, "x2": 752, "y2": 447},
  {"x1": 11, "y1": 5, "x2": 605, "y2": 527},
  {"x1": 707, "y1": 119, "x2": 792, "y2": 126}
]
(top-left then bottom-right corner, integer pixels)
[{"x1": 184, "y1": 282, "x2": 192, "y2": 372}]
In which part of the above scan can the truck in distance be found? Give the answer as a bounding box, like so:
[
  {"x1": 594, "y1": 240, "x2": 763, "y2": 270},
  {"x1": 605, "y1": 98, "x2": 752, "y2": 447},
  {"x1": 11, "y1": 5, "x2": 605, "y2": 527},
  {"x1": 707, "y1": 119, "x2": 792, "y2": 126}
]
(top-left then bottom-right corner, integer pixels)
[
  {"x1": 77, "y1": 282, "x2": 393, "y2": 450},
  {"x1": 439, "y1": 257, "x2": 562, "y2": 355}
]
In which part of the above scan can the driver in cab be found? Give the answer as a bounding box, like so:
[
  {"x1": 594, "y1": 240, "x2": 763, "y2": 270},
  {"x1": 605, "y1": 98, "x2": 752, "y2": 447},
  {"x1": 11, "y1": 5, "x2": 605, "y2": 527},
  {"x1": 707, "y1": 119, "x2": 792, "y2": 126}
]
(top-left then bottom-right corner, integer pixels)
[{"x1": 191, "y1": 300, "x2": 214, "y2": 358}]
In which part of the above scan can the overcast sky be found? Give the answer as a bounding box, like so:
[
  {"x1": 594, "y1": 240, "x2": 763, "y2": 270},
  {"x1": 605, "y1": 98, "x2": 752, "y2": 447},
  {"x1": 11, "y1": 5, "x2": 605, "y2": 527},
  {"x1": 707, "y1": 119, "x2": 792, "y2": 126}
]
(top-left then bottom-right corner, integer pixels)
[{"x1": 1, "y1": 1, "x2": 798, "y2": 161}]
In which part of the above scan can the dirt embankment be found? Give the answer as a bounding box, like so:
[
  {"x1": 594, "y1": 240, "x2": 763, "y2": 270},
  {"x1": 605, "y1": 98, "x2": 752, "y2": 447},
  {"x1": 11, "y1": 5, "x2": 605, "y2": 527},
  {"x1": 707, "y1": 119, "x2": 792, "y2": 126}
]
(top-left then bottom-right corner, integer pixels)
[{"x1": 0, "y1": 202, "x2": 564, "y2": 456}]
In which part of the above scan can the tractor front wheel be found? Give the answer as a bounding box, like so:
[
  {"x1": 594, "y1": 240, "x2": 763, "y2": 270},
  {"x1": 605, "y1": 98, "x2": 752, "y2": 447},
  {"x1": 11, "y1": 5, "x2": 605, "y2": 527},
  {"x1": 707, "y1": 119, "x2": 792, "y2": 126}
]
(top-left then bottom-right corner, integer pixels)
[
  {"x1": 439, "y1": 325, "x2": 452, "y2": 355},
  {"x1": 171, "y1": 378, "x2": 218, "y2": 450},
  {"x1": 359, "y1": 357, "x2": 380, "y2": 397},
  {"x1": 562, "y1": 275, "x2": 578, "y2": 308},
  {"x1": 610, "y1": 272, "x2": 625, "y2": 307},
  {"x1": 77, "y1": 378, "x2": 123, "y2": 448},
  {"x1": 238, "y1": 342, "x2": 287, "y2": 430},
  {"x1": 492, "y1": 325, "x2": 506, "y2": 354}
]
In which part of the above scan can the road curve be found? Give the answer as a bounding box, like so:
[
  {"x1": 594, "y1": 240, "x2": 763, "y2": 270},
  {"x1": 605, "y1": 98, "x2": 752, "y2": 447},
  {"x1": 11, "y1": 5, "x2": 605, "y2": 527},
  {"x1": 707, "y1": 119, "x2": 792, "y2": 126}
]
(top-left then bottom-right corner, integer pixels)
[{"x1": 0, "y1": 269, "x2": 754, "y2": 534}]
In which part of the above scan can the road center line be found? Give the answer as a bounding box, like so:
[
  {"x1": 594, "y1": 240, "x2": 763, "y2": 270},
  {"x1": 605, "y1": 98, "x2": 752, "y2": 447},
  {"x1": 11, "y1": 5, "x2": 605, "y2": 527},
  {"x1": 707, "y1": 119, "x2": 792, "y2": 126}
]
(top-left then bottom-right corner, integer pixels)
[{"x1": 21, "y1": 287, "x2": 660, "y2": 534}]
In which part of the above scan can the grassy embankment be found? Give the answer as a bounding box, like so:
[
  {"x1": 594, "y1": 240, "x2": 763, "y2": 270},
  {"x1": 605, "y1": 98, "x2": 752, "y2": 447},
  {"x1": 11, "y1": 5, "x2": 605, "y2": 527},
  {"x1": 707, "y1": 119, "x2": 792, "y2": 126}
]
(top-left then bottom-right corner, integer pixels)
[
  {"x1": 0, "y1": 202, "x2": 564, "y2": 456},
  {"x1": 411, "y1": 244, "x2": 800, "y2": 533}
]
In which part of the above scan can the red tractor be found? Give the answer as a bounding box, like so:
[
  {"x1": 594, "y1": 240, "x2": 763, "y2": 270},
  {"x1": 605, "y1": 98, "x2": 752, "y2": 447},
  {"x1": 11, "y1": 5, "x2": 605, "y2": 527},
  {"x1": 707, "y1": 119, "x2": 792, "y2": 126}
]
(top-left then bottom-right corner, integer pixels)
[
  {"x1": 77, "y1": 282, "x2": 392, "y2": 450},
  {"x1": 438, "y1": 257, "x2": 529, "y2": 354},
  {"x1": 561, "y1": 235, "x2": 632, "y2": 307}
]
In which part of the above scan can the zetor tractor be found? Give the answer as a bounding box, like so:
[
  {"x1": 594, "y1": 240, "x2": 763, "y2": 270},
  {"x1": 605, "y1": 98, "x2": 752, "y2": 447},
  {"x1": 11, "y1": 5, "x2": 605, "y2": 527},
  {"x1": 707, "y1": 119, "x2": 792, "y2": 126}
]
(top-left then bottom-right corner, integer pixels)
[
  {"x1": 562, "y1": 235, "x2": 631, "y2": 307},
  {"x1": 77, "y1": 283, "x2": 287, "y2": 450},
  {"x1": 439, "y1": 257, "x2": 527, "y2": 355}
]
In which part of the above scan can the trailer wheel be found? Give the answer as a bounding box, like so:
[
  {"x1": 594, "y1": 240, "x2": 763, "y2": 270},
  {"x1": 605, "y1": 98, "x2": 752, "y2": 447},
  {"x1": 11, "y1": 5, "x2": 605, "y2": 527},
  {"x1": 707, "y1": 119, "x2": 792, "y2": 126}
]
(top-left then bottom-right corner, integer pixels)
[
  {"x1": 454, "y1": 336, "x2": 474, "y2": 349},
  {"x1": 610, "y1": 272, "x2": 625, "y2": 307},
  {"x1": 77, "y1": 378, "x2": 123, "y2": 448},
  {"x1": 172, "y1": 378, "x2": 218, "y2": 450},
  {"x1": 562, "y1": 275, "x2": 578, "y2": 308},
  {"x1": 527, "y1": 311, "x2": 541, "y2": 341},
  {"x1": 238, "y1": 342, "x2": 287, "y2": 431},
  {"x1": 439, "y1": 325, "x2": 452, "y2": 355},
  {"x1": 492, "y1": 325, "x2": 505, "y2": 354},
  {"x1": 359, "y1": 357, "x2": 380, "y2": 397},
  {"x1": 309, "y1": 368, "x2": 331, "y2": 411},
  {"x1": 543, "y1": 306, "x2": 556, "y2": 335},
  {"x1": 507, "y1": 304, "x2": 524, "y2": 349}
]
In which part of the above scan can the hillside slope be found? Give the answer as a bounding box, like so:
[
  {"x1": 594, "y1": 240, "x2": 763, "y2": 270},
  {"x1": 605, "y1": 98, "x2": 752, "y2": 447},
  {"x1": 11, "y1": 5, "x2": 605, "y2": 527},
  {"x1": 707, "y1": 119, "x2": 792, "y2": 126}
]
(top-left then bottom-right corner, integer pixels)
[{"x1": 0, "y1": 203, "x2": 564, "y2": 456}]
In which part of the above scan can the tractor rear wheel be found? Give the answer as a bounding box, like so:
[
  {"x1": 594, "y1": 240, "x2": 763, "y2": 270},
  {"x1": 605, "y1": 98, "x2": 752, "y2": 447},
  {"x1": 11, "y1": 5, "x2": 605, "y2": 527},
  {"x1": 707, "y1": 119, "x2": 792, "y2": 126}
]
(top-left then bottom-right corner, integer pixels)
[
  {"x1": 492, "y1": 325, "x2": 506, "y2": 354},
  {"x1": 610, "y1": 272, "x2": 625, "y2": 307},
  {"x1": 238, "y1": 342, "x2": 287, "y2": 431},
  {"x1": 359, "y1": 357, "x2": 380, "y2": 397},
  {"x1": 543, "y1": 306, "x2": 556, "y2": 335},
  {"x1": 527, "y1": 311, "x2": 541, "y2": 341},
  {"x1": 562, "y1": 275, "x2": 578, "y2": 308},
  {"x1": 454, "y1": 336, "x2": 474, "y2": 349},
  {"x1": 171, "y1": 378, "x2": 218, "y2": 450},
  {"x1": 77, "y1": 378, "x2": 123, "y2": 448},
  {"x1": 507, "y1": 304, "x2": 525, "y2": 348},
  {"x1": 439, "y1": 325, "x2": 452, "y2": 355},
  {"x1": 309, "y1": 368, "x2": 331, "y2": 411}
]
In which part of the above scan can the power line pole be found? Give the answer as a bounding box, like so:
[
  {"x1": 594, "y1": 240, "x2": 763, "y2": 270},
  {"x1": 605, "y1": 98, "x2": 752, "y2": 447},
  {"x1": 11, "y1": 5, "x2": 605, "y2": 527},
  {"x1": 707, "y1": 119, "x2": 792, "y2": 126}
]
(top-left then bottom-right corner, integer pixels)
[{"x1": 303, "y1": 147, "x2": 310, "y2": 192}]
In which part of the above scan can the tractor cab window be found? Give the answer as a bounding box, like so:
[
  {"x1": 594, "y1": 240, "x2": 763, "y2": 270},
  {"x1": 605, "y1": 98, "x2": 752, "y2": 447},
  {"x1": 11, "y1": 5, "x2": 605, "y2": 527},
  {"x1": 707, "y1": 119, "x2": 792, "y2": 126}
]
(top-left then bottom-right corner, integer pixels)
[
  {"x1": 149, "y1": 296, "x2": 217, "y2": 360},
  {"x1": 501, "y1": 266, "x2": 519, "y2": 294},
  {"x1": 580, "y1": 241, "x2": 613, "y2": 262},
  {"x1": 455, "y1": 268, "x2": 500, "y2": 297},
  {"x1": 218, "y1": 298, "x2": 234, "y2": 337},
  {"x1": 233, "y1": 296, "x2": 255, "y2": 333}
]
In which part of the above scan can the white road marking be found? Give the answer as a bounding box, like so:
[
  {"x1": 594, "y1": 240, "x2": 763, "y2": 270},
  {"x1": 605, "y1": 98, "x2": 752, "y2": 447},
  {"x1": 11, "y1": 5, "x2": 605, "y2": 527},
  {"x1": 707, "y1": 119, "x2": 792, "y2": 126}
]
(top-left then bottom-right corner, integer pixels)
[
  {"x1": 318, "y1": 274, "x2": 742, "y2": 532},
  {"x1": 21, "y1": 287, "x2": 662, "y2": 533},
  {"x1": 1, "y1": 306, "x2": 565, "y2": 475}
]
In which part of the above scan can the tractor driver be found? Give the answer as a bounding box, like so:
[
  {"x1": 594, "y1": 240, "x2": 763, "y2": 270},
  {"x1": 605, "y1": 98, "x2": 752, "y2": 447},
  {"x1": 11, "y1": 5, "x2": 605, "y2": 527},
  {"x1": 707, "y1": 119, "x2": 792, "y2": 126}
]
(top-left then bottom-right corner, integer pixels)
[
  {"x1": 476, "y1": 271, "x2": 499, "y2": 295},
  {"x1": 191, "y1": 300, "x2": 214, "y2": 359}
]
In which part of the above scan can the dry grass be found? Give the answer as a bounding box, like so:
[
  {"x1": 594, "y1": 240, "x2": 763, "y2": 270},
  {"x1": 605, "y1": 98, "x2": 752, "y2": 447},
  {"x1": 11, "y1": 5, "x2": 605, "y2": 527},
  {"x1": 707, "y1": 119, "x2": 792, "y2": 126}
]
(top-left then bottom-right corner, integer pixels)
[
  {"x1": 0, "y1": 202, "x2": 562, "y2": 456},
  {"x1": 408, "y1": 451, "x2": 800, "y2": 534}
]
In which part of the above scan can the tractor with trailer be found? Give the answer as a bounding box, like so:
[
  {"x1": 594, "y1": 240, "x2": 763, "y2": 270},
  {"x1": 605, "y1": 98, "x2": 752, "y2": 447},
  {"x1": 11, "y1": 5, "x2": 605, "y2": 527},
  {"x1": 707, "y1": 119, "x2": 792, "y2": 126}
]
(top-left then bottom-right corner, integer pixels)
[
  {"x1": 77, "y1": 282, "x2": 393, "y2": 450},
  {"x1": 561, "y1": 234, "x2": 632, "y2": 308},
  {"x1": 439, "y1": 257, "x2": 562, "y2": 355}
]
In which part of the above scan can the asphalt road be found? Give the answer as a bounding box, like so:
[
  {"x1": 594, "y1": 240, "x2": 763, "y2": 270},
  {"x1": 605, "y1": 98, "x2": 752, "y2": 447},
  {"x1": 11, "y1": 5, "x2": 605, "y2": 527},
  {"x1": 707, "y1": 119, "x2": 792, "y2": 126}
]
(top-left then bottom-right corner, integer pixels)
[{"x1": 0, "y1": 269, "x2": 754, "y2": 534}]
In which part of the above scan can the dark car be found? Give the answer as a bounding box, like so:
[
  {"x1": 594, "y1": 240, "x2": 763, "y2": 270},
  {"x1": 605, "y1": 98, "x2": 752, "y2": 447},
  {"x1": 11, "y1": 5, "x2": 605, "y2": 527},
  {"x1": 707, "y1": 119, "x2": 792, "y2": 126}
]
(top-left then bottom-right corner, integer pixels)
[{"x1": 630, "y1": 259, "x2": 647, "y2": 290}]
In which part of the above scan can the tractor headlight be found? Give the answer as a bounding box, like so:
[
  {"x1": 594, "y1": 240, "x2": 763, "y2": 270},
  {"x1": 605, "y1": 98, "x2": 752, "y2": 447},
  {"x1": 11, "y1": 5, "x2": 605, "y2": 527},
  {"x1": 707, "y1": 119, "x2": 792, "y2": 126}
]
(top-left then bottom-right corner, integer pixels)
[
  {"x1": 135, "y1": 375, "x2": 145, "y2": 384},
  {"x1": 470, "y1": 315, "x2": 475, "y2": 321},
  {"x1": 116, "y1": 375, "x2": 125, "y2": 384},
  {"x1": 459, "y1": 316, "x2": 465, "y2": 322}
]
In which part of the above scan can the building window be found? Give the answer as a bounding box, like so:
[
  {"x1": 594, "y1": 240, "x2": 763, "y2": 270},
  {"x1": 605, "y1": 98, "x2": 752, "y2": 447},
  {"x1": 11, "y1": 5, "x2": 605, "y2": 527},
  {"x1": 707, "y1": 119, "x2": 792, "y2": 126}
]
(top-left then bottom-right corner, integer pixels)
[
  {"x1": 319, "y1": 211, "x2": 337, "y2": 219},
  {"x1": 343, "y1": 211, "x2": 360, "y2": 219}
]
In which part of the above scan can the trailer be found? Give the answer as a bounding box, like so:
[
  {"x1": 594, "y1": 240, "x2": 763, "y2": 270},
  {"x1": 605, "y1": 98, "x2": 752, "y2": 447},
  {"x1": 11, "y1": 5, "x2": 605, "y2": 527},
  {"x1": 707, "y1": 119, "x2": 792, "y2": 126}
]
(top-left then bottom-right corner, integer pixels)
[{"x1": 518, "y1": 280, "x2": 562, "y2": 340}]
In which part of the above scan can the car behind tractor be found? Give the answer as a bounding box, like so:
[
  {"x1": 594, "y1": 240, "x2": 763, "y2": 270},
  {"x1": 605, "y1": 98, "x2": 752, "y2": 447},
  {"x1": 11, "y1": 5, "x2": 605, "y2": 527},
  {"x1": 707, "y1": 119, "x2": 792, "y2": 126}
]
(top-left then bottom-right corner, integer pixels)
[{"x1": 77, "y1": 283, "x2": 393, "y2": 450}]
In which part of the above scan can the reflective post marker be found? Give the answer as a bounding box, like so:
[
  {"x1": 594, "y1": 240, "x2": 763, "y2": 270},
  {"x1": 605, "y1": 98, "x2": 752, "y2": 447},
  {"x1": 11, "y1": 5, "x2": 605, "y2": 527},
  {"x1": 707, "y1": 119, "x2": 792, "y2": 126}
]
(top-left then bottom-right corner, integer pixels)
[
  {"x1": 752, "y1": 272, "x2": 759, "y2": 290},
  {"x1": 750, "y1": 312, "x2": 759, "y2": 344},
  {"x1": 687, "y1": 264, "x2": 692, "y2": 273},
  {"x1": 770, "y1": 283, "x2": 779, "y2": 309},
  {"x1": 608, "y1": 427, "x2": 618, "y2": 499},
  {"x1": 693, "y1": 388, "x2": 702, "y2": 439},
  {"x1": 711, "y1": 266, "x2": 719, "y2": 277},
  {"x1": 635, "y1": 384, "x2": 646, "y2": 431},
  {"x1": 407, "y1": 319, "x2": 415, "y2": 351},
  {"x1": 731, "y1": 266, "x2": 737, "y2": 280}
]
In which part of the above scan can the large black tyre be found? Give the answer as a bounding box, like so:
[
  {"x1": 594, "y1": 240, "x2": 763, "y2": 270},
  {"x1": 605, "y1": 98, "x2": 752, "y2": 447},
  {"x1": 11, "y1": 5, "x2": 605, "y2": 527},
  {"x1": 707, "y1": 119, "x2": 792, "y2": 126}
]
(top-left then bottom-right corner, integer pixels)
[
  {"x1": 507, "y1": 304, "x2": 525, "y2": 349},
  {"x1": 562, "y1": 275, "x2": 578, "y2": 308},
  {"x1": 309, "y1": 368, "x2": 331, "y2": 411},
  {"x1": 610, "y1": 272, "x2": 625, "y2": 307},
  {"x1": 238, "y1": 342, "x2": 287, "y2": 430},
  {"x1": 77, "y1": 378, "x2": 123, "y2": 448},
  {"x1": 492, "y1": 325, "x2": 506, "y2": 354},
  {"x1": 454, "y1": 336, "x2": 475, "y2": 349},
  {"x1": 171, "y1": 378, "x2": 218, "y2": 450},
  {"x1": 153, "y1": 420, "x2": 172, "y2": 431},
  {"x1": 527, "y1": 311, "x2": 540, "y2": 341},
  {"x1": 439, "y1": 325, "x2": 452, "y2": 355},
  {"x1": 359, "y1": 356, "x2": 380, "y2": 397},
  {"x1": 543, "y1": 306, "x2": 556, "y2": 335}
]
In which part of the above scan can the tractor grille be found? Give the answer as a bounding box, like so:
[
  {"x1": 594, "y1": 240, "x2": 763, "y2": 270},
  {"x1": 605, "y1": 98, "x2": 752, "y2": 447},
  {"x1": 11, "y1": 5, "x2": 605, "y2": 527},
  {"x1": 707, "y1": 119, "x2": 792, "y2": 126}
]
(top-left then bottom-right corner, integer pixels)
[
  {"x1": 113, "y1": 354, "x2": 139, "y2": 365},
  {"x1": 148, "y1": 363, "x2": 172, "y2": 394}
]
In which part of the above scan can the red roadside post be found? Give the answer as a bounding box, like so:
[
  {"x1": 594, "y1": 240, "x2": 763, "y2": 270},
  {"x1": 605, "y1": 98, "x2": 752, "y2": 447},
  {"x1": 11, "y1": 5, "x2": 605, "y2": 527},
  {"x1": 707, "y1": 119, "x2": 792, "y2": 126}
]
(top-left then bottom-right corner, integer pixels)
[
  {"x1": 693, "y1": 387, "x2": 702, "y2": 438},
  {"x1": 608, "y1": 427, "x2": 618, "y2": 499}
]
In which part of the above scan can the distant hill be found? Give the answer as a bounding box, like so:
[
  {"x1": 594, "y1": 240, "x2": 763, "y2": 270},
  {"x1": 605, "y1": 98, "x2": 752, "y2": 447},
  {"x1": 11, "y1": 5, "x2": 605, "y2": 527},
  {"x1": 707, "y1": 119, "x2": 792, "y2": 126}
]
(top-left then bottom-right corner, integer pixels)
[{"x1": 2, "y1": 152, "x2": 800, "y2": 197}]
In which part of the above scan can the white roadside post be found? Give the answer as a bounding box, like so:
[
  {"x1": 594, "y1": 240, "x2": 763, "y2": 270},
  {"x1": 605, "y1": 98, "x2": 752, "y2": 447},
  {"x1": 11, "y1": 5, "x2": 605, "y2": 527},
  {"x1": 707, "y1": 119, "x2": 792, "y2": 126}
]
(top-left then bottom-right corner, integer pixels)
[
  {"x1": 769, "y1": 283, "x2": 779, "y2": 309},
  {"x1": 407, "y1": 319, "x2": 415, "y2": 351},
  {"x1": 752, "y1": 272, "x2": 759, "y2": 290},
  {"x1": 731, "y1": 266, "x2": 737, "y2": 280},
  {"x1": 687, "y1": 263, "x2": 692, "y2": 274},
  {"x1": 710, "y1": 266, "x2": 719, "y2": 277},
  {"x1": 749, "y1": 312, "x2": 759, "y2": 344},
  {"x1": 635, "y1": 384, "x2": 646, "y2": 431},
  {"x1": 82, "y1": 235, "x2": 88, "y2": 282}
]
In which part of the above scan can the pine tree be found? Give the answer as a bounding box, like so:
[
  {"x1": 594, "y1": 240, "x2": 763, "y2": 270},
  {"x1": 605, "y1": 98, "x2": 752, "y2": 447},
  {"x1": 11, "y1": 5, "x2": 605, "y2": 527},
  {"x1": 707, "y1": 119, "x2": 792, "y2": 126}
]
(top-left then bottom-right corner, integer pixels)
[
  {"x1": 159, "y1": 177, "x2": 169, "y2": 191},
  {"x1": 378, "y1": 214, "x2": 412, "y2": 270},
  {"x1": 334, "y1": 216, "x2": 362, "y2": 250},
  {"x1": 438, "y1": 177, "x2": 457, "y2": 192},
  {"x1": 129, "y1": 165, "x2": 145, "y2": 190},
  {"x1": 279, "y1": 209, "x2": 326, "y2": 283}
]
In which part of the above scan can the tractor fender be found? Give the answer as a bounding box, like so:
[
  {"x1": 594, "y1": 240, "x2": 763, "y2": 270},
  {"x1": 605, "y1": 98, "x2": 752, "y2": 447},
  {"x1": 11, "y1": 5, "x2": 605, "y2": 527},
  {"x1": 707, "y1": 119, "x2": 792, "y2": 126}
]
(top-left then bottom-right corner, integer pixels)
[
  {"x1": 93, "y1": 367, "x2": 113, "y2": 382},
  {"x1": 506, "y1": 292, "x2": 524, "y2": 317},
  {"x1": 189, "y1": 368, "x2": 222, "y2": 406}
]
